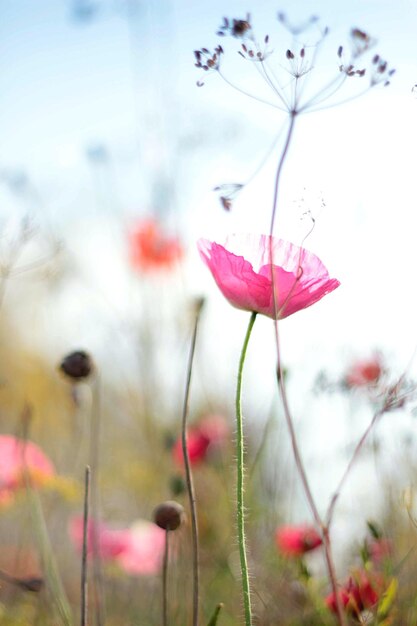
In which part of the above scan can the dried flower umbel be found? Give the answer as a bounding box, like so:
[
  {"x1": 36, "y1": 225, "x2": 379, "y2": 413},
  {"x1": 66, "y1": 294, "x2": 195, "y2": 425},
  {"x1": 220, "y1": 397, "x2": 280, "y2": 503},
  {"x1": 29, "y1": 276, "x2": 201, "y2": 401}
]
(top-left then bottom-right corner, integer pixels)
[{"x1": 195, "y1": 13, "x2": 394, "y2": 213}]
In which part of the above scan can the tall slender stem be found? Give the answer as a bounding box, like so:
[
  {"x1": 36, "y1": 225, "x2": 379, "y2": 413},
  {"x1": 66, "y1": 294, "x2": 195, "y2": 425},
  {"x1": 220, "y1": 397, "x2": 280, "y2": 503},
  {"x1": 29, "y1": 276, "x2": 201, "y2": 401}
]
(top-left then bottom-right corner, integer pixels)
[
  {"x1": 89, "y1": 377, "x2": 105, "y2": 626},
  {"x1": 81, "y1": 466, "x2": 91, "y2": 626},
  {"x1": 162, "y1": 530, "x2": 169, "y2": 626},
  {"x1": 236, "y1": 311, "x2": 257, "y2": 626},
  {"x1": 181, "y1": 298, "x2": 204, "y2": 626}
]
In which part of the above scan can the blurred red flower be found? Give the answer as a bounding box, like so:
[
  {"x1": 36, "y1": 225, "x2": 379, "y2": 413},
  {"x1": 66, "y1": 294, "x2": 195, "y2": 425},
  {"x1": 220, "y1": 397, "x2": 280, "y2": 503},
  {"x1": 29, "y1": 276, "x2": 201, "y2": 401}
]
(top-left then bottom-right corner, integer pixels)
[
  {"x1": 275, "y1": 524, "x2": 323, "y2": 557},
  {"x1": 0, "y1": 435, "x2": 55, "y2": 505},
  {"x1": 326, "y1": 571, "x2": 382, "y2": 615},
  {"x1": 172, "y1": 414, "x2": 229, "y2": 466},
  {"x1": 128, "y1": 219, "x2": 183, "y2": 271},
  {"x1": 69, "y1": 517, "x2": 165, "y2": 575},
  {"x1": 344, "y1": 355, "x2": 383, "y2": 388}
]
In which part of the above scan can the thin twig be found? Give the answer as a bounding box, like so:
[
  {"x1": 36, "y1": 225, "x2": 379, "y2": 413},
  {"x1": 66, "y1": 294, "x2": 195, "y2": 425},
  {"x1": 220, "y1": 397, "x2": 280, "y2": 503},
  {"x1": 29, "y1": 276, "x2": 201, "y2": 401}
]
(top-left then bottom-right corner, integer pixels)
[{"x1": 181, "y1": 298, "x2": 204, "y2": 626}]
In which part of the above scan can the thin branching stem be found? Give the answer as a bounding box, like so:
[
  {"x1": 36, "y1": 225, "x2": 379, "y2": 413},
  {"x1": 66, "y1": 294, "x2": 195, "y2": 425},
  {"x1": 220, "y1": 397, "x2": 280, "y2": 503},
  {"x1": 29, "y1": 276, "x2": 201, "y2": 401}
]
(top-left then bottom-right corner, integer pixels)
[
  {"x1": 236, "y1": 311, "x2": 257, "y2": 626},
  {"x1": 217, "y1": 69, "x2": 285, "y2": 110},
  {"x1": 268, "y1": 109, "x2": 347, "y2": 626},
  {"x1": 325, "y1": 384, "x2": 403, "y2": 527},
  {"x1": 274, "y1": 325, "x2": 347, "y2": 626},
  {"x1": 181, "y1": 298, "x2": 204, "y2": 626},
  {"x1": 269, "y1": 111, "x2": 297, "y2": 236}
]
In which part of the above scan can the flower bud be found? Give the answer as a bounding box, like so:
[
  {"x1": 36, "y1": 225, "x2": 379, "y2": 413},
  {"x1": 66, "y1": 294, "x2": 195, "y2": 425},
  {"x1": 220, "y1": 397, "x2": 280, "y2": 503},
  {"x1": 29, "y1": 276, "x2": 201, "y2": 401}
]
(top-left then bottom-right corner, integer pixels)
[
  {"x1": 60, "y1": 351, "x2": 93, "y2": 381},
  {"x1": 153, "y1": 501, "x2": 185, "y2": 531},
  {"x1": 169, "y1": 475, "x2": 186, "y2": 496}
]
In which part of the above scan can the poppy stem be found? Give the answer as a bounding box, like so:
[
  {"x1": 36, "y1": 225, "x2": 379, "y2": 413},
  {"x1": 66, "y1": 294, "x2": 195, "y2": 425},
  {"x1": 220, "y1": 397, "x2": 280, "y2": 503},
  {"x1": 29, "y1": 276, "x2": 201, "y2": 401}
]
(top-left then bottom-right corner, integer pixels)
[
  {"x1": 89, "y1": 376, "x2": 105, "y2": 626},
  {"x1": 181, "y1": 297, "x2": 204, "y2": 626},
  {"x1": 236, "y1": 311, "x2": 257, "y2": 626},
  {"x1": 81, "y1": 466, "x2": 91, "y2": 626},
  {"x1": 162, "y1": 530, "x2": 169, "y2": 626}
]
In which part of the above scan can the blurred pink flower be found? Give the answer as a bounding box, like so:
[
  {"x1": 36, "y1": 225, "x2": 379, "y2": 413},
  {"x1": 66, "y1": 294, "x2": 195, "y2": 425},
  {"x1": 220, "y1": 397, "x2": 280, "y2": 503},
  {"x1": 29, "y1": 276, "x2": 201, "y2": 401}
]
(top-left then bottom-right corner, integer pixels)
[
  {"x1": 69, "y1": 517, "x2": 130, "y2": 561},
  {"x1": 197, "y1": 234, "x2": 340, "y2": 319},
  {"x1": 117, "y1": 521, "x2": 166, "y2": 575},
  {"x1": 275, "y1": 524, "x2": 323, "y2": 557},
  {"x1": 0, "y1": 435, "x2": 55, "y2": 505},
  {"x1": 344, "y1": 355, "x2": 383, "y2": 388},
  {"x1": 128, "y1": 219, "x2": 183, "y2": 271},
  {"x1": 69, "y1": 517, "x2": 165, "y2": 575},
  {"x1": 173, "y1": 414, "x2": 229, "y2": 466}
]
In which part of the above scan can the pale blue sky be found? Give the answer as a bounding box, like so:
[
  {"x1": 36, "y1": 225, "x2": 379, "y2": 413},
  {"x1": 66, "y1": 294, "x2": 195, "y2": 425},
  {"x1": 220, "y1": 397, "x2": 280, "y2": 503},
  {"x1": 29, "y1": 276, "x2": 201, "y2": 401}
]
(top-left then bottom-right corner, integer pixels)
[{"x1": 1, "y1": 0, "x2": 416, "y2": 358}]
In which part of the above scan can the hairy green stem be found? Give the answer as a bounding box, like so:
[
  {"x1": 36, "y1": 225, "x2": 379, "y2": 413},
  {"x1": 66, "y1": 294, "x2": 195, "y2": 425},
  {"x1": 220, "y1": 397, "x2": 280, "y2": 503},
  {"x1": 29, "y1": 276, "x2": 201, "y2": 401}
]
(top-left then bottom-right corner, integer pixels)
[{"x1": 236, "y1": 311, "x2": 257, "y2": 626}]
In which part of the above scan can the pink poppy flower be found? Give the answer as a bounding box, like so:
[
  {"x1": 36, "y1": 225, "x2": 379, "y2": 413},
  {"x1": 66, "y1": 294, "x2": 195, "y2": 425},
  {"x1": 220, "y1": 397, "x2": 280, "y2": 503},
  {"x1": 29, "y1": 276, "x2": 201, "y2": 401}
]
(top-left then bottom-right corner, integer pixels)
[
  {"x1": 128, "y1": 219, "x2": 183, "y2": 272},
  {"x1": 69, "y1": 517, "x2": 165, "y2": 575},
  {"x1": 69, "y1": 517, "x2": 130, "y2": 561},
  {"x1": 0, "y1": 435, "x2": 55, "y2": 505},
  {"x1": 344, "y1": 355, "x2": 383, "y2": 388},
  {"x1": 117, "y1": 521, "x2": 166, "y2": 575},
  {"x1": 275, "y1": 524, "x2": 323, "y2": 557},
  {"x1": 197, "y1": 235, "x2": 340, "y2": 319},
  {"x1": 172, "y1": 414, "x2": 230, "y2": 466}
]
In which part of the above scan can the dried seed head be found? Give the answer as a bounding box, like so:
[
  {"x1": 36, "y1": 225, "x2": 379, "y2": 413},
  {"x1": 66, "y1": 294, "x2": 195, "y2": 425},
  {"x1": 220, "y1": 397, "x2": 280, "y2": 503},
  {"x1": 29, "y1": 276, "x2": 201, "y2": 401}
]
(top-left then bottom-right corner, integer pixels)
[
  {"x1": 351, "y1": 28, "x2": 370, "y2": 41},
  {"x1": 217, "y1": 15, "x2": 252, "y2": 38},
  {"x1": 220, "y1": 196, "x2": 232, "y2": 211},
  {"x1": 60, "y1": 351, "x2": 94, "y2": 381},
  {"x1": 153, "y1": 501, "x2": 185, "y2": 531},
  {"x1": 231, "y1": 19, "x2": 251, "y2": 37}
]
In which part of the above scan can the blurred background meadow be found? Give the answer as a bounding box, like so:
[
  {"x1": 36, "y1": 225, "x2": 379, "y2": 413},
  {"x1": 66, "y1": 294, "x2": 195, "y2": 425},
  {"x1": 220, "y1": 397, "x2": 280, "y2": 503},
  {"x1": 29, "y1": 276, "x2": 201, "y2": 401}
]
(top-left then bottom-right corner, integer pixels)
[{"x1": 1, "y1": 0, "x2": 417, "y2": 624}]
